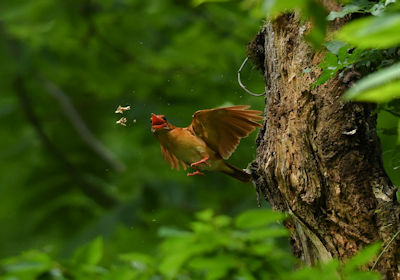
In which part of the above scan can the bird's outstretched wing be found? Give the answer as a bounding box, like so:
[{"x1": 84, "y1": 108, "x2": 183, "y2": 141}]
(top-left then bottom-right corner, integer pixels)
[
  {"x1": 160, "y1": 145, "x2": 187, "y2": 170},
  {"x1": 190, "y1": 105, "x2": 263, "y2": 159}
]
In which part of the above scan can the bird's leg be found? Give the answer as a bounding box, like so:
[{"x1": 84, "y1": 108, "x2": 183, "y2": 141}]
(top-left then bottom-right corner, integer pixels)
[
  {"x1": 190, "y1": 156, "x2": 210, "y2": 167},
  {"x1": 187, "y1": 170, "x2": 204, "y2": 176}
]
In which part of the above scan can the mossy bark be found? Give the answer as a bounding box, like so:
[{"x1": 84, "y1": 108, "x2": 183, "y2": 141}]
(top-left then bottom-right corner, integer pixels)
[{"x1": 249, "y1": 12, "x2": 400, "y2": 279}]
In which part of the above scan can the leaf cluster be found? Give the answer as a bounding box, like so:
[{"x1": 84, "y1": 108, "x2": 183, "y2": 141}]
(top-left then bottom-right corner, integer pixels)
[{"x1": 0, "y1": 209, "x2": 381, "y2": 280}]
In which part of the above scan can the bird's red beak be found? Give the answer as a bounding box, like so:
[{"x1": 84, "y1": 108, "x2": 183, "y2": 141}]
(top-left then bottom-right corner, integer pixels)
[{"x1": 151, "y1": 113, "x2": 167, "y2": 129}]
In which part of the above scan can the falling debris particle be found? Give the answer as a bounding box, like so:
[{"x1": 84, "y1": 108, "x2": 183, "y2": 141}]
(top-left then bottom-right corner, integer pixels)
[
  {"x1": 116, "y1": 117, "x2": 127, "y2": 126},
  {"x1": 133, "y1": 119, "x2": 137, "y2": 123},
  {"x1": 115, "y1": 105, "x2": 131, "y2": 114}
]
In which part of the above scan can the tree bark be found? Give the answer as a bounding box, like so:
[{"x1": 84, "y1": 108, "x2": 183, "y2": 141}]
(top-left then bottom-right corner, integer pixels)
[{"x1": 249, "y1": 11, "x2": 400, "y2": 279}]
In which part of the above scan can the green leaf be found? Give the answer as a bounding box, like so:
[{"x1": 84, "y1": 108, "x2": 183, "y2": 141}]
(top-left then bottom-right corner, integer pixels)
[
  {"x1": 247, "y1": 227, "x2": 289, "y2": 240},
  {"x1": 119, "y1": 252, "x2": 153, "y2": 266},
  {"x1": 337, "y1": 14, "x2": 400, "y2": 49},
  {"x1": 368, "y1": 3, "x2": 386, "y2": 16},
  {"x1": 188, "y1": 254, "x2": 236, "y2": 280},
  {"x1": 72, "y1": 237, "x2": 103, "y2": 266},
  {"x1": 327, "y1": 0, "x2": 372, "y2": 21},
  {"x1": 324, "y1": 41, "x2": 347, "y2": 55},
  {"x1": 196, "y1": 208, "x2": 214, "y2": 222},
  {"x1": 235, "y1": 209, "x2": 286, "y2": 229},
  {"x1": 347, "y1": 80, "x2": 400, "y2": 103},
  {"x1": 0, "y1": 250, "x2": 54, "y2": 276},
  {"x1": 158, "y1": 227, "x2": 192, "y2": 237},
  {"x1": 344, "y1": 62, "x2": 400, "y2": 102},
  {"x1": 264, "y1": 0, "x2": 305, "y2": 18},
  {"x1": 343, "y1": 243, "x2": 381, "y2": 273},
  {"x1": 192, "y1": 0, "x2": 231, "y2": 6},
  {"x1": 342, "y1": 271, "x2": 381, "y2": 280},
  {"x1": 303, "y1": 1, "x2": 328, "y2": 48},
  {"x1": 213, "y1": 215, "x2": 232, "y2": 227}
]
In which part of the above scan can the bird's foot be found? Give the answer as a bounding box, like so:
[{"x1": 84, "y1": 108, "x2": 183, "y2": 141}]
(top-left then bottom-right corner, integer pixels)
[
  {"x1": 187, "y1": 170, "x2": 204, "y2": 176},
  {"x1": 190, "y1": 156, "x2": 210, "y2": 167}
]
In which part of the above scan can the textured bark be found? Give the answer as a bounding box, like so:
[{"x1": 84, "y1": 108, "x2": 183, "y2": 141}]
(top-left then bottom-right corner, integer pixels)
[{"x1": 249, "y1": 11, "x2": 400, "y2": 280}]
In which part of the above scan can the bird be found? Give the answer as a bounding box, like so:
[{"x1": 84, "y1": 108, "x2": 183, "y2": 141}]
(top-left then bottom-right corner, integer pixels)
[{"x1": 150, "y1": 105, "x2": 263, "y2": 183}]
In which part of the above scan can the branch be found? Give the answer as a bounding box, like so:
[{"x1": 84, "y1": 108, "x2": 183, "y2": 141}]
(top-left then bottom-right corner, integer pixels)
[
  {"x1": 237, "y1": 57, "x2": 265, "y2": 97},
  {"x1": 14, "y1": 76, "x2": 117, "y2": 209},
  {"x1": 41, "y1": 78, "x2": 125, "y2": 172}
]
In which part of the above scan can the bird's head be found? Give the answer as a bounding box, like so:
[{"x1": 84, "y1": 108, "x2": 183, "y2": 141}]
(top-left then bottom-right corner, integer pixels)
[{"x1": 151, "y1": 113, "x2": 171, "y2": 132}]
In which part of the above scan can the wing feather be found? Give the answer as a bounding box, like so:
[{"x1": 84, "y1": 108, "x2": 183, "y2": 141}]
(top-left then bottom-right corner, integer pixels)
[
  {"x1": 161, "y1": 145, "x2": 187, "y2": 170},
  {"x1": 191, "y1": 106, "x2": 262, "y2": 159}
]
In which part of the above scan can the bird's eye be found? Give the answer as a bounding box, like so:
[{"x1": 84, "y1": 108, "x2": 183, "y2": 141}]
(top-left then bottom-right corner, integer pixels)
[{"x1": 162, "y1": 116, "x2": 167, "y2": 121}]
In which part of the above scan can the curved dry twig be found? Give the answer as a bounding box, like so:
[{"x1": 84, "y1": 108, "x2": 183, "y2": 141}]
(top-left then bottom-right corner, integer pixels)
[{"x1": 237, "y1": 57, "x2": 265, "y2": 97}]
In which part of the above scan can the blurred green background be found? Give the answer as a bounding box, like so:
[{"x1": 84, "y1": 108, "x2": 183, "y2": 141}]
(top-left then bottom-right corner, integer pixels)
[
  {"x1": 1, "y1": 1, "x2": 400, "y2": 279},
  {"x1": 0, "y1": 0, "x2": 266, "y2": 262}
]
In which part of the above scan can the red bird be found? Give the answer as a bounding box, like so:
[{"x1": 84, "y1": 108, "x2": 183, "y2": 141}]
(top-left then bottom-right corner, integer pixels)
[{"x1": 151, "y1": 105, "x2": 263, "y2": 183}]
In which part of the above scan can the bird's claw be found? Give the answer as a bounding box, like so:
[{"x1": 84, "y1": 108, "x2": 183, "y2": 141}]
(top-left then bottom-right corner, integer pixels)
[
  {"x1": 187, "y1": 170, "x2": 204, "y2": 176},
  {"x1": 190, "y1": 156, "x2": 210, "y2": 167}
]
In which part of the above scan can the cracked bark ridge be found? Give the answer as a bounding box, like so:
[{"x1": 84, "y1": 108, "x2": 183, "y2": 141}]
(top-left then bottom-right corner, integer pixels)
[{"x1": 249, "y1": 13, "x2": 400, "y2": 279}]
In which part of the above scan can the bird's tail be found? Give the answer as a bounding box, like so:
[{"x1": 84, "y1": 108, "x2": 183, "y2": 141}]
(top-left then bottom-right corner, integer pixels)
[{"x1": 222, "y1": 162, "x2": 252, "y2": 183}]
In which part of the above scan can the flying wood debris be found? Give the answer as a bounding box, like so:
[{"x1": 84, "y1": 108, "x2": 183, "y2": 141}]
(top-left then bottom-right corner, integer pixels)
[
  {"x1": 115, "y1": 105, "x2": 131, "y2": 114},
  {"x1": 116, "y1": 117, "x2": 127, "y2": 126}
]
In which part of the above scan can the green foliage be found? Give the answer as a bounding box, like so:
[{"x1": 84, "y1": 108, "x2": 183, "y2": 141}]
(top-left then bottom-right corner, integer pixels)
[
  {"x1": 0, "y1": 209, "x2": 381, "y2": 280},
  {"x1": 0, "y1": 0, "x2": 265, "y2": 263},
  {"x1": 327, "y1": 0, "x2": 374, "y2": 20},
  {"x1": 344, "y1": 62, "x2": 400, "y2": 101},
  {"x1": 307, "y1": 0, "x2": 400, "y2": 186},
  {"x1": 258, "y1": 0, "x2": 328, "y2": 48},
  {"x1": 337, "y1": 14, "x2": 400, "y2": 49},
  {"x1": 314, "y1": 0, "x2": 400, "y2": 93},
  {"x1": 0, "y1": 0, "x2": 399, "y2": 279}
]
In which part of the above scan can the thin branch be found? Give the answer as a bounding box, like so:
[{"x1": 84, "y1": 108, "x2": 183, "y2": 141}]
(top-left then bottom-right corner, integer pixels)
[
  {"x1": 384, "y1": 109, "x2": 400, "y2": 119},
  {"x1": 237, "y1": 57, "x2": 265, "y2": 97},
  {"x1": 371, "y1": 229, "x2": 400, "y2": 271},
  {"x1": 14, "y1": 77, "x2": 117, "y2": 209},
  {"x1": 41, "y1": 78, "x2": 125, "y2": 172}
]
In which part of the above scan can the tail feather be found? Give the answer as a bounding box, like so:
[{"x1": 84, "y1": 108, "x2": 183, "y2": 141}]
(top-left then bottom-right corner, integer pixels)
[{"x1": 222, "y1": 162, "x2": 252, "y2": 183}]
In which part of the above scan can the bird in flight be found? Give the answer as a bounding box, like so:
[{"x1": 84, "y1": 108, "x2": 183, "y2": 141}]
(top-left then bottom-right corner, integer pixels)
[{"x1": 151, "y1": 105, "x2": 263, "y2": 182}]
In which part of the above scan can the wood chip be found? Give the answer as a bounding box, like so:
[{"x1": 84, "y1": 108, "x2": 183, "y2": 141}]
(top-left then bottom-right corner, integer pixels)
[
  {"x1": 116, "y1": 117, "x2": 127, "y2": 126},
  {"x1": 115, "y1": 105, "x2": 131, "y2": 114}
]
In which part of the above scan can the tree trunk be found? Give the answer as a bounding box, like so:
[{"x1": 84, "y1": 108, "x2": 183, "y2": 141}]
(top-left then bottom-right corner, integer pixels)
[{"x1": 248, "y1": 11, "x2": 400, "y2": 279}]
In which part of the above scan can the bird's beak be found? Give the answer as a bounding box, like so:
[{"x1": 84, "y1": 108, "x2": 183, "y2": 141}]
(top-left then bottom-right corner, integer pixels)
[{"x1": 151, "y1": 113, "x2": 167, "y2": 130}]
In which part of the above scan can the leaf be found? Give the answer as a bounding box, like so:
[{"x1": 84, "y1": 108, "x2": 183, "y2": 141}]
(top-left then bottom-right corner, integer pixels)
[
  {"x1": 343, "y1": 243, "x2": 381, "y2": 273},
  {"x1": 192, "y1": 0, "x2": 231, "y2": 6},
  {"x1": 347, "y1": 80, "x2": 400, "y2": 103},
  {"x1": 196, "y1": 208, "x2": 214, "y2": 222},
  {"x1": 342, "y1": 271, "x2": 381, "y2": 280},
  {"x1": 72, "y1": 237, "x2": 103, "y2": 266},
  {"x1": 247, "y1": 227, "x2": 289, "y2": 241},
  {"x1": 368, "y1": 2, "x2": 386, "y2": 16},
  {"x1": 264, "y1": 0, "x2": 306, "y2": 18},
  {"x1": 0, "y1": 250, "x2": 54, "y2": 275},
  {"x1": 337, "y1": 14, "x2": 400, "y2": 49},
  {"x1": 324, "y1": 41, "x2": 347, "y2": 55},
  {"x1": 213, "y1": 215, "x2": 232, "y2": 227},
  {"x1": 158, "y1": 227, "x2": 192, "y2": 237},
  {"x1": 188, "y1": 254, "x2": 236, "y2": 280},
  {"x1": 344, "y1": 62, "x2": 400, "y2": 102},
  {"x1": 327, "y1": 0, "x2": 372, "y2": 21},
  {"x1": 235, "y1": 209, "x2": 286, "y2": 229},
  {"x1": 303, "y1": 1, "x2": 328, "y2": 48},
  {"x1": 312, "y1": 51, "x2": 341, "y2": 87},
  {"x1": 119, "y1": 252, "x2": 153, "y2": 265}
]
